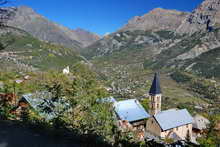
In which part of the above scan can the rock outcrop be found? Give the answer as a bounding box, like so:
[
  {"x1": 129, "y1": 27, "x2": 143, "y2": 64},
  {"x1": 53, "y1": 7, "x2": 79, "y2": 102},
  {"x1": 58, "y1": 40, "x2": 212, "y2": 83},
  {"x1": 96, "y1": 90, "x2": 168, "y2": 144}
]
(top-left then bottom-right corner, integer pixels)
[
  {"x1": 177, "y1": 0, "x2": 220, "y2": 34},
  {"x1": 72, "y1": 28, "x2": 100, "y2": 47}
]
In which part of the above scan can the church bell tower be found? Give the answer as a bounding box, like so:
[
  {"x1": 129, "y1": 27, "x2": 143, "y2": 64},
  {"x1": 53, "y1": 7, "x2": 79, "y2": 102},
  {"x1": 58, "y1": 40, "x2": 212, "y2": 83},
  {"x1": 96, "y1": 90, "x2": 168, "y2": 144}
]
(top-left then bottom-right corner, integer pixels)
[{"x1": 149, "y1": 73, "x2": 162, "y2": 116}]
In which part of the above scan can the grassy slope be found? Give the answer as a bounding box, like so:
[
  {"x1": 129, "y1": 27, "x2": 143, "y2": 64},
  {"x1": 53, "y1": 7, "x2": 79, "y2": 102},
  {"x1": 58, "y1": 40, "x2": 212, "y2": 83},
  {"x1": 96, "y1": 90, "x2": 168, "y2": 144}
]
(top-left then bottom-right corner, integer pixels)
[
  {"x1": 0, "y1": 29, "x2": 83, "y2": 71},
  {"x1": 148, "y1": 28, "x2": 220, "y2": 78},
  {"x1": 85, "y1": 28, "x2": 220, "y2": 80},
  {"x1": 92, "y1": 57, "x2": 208, "y2": 111},
  {"x1": 82, "y1": 30, "x2": 178, "y2": 61},
  {"x1": 86, "y1": 30, "x2": 218, "y2": 111},
  {"x1": 182, "y1": 47, "x2": 220, "y2": 78}
]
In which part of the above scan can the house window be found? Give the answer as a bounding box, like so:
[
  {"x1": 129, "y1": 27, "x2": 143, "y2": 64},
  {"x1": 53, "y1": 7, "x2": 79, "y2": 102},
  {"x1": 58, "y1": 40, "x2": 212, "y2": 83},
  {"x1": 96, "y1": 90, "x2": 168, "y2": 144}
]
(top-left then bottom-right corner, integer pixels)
[
  {"x1": 157, "y1": 104, "x2": 159, "y2": 108},
  {"x1": 186, "y1": 124, "x2": 188, "y2": 128},
  {"x1": 151, "y1": 120, "x2": 154, "y2": 124},
  {"x1": 176, "y1": 127, "x2": 178, "y2": 131}
]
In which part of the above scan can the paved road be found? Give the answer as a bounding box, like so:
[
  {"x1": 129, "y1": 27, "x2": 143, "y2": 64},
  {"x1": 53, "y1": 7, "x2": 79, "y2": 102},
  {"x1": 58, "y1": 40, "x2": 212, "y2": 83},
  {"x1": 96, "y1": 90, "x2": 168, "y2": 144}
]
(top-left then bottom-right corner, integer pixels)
[{"x1": 0, "y1": 121, "x2": 80, "y2": 147}]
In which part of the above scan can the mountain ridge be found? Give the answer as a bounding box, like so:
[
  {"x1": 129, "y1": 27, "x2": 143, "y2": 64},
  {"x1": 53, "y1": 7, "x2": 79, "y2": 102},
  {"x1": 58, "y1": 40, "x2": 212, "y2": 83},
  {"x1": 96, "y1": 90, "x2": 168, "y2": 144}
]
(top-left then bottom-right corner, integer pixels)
[
  {"x1": 6, "y1": 6, "x2": 100, "y2": 49},
  {"x1": 0, "y1": 26, "x2": 84, "y2": 71},
  {"x1": 120, "y1": 7, "x2": 189, "y2": 32}
]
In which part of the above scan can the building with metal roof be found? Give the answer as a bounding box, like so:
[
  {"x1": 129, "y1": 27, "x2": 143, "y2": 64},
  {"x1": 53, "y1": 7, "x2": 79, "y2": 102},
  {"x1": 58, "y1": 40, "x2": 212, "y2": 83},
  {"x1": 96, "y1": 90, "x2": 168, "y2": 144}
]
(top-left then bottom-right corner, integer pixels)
[
  {"x1": 113, "y1": 99, "x2": 150, "y2": 123},
  {"x1": 97, "y1": 96, "x2": 117, "y2": 103},
  {"x1": 193, "y1": 114, "x2": 210, "y2": 131},
  {"x1": 19, "y1": 92, "x2": 71, "y2": 120},
  {"x1": 146, "y1": 108, "x2": 193, "y2": 141},
  {"x1": 154, "y1": 109, "x2": 193, "y2": 131},
  {"x1": 146, "y1": 73, "x2": 194, "y2": 141},
  {"x1": 192, "y1": 114, "x2": 210, "y2": 137}
]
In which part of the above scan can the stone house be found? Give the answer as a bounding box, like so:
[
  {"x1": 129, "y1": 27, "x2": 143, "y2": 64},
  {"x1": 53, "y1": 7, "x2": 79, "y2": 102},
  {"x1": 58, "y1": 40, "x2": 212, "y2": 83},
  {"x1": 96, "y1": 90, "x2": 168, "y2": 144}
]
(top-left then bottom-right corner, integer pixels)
[
  {"x1": 146, "y1": 73, "x2": 193, "y2": 141},
  {"x1": 98, "y1": 97, "x2": 150, "y2": 140},
  {"x1": 192, "y1": 114, "x2": 210, "y2": 137},
  {"x1": 146, "y1": 109, "x2": 193, "y2": 141}
]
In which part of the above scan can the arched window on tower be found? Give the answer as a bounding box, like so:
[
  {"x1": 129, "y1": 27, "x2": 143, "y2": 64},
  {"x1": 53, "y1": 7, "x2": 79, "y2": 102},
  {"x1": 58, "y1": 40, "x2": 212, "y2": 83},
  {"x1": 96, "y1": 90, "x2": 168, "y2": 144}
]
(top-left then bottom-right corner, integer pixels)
[
  {"x1": 152, "y1": 97, "x2": 155, "y2": 102},
  {"x1": 157, "y1": 96, "x2": 160, "y2": 102}
]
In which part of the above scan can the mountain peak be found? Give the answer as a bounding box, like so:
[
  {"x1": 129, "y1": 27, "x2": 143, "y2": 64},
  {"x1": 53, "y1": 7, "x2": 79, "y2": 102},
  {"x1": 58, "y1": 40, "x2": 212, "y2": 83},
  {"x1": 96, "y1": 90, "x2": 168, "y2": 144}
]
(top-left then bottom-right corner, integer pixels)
[
  {"x1": 150, "y1": 7, "x2": 164, "y2": 12},
  {"x1": 74, "y1": 28, "x2": 85, "y2": 32},
  {"x1": 149, "y1": 7, "x2": 187, "y2": 15},
  {"x1": 17, "y1": 5, "x2": 35, "y2": 13},
  {"x1": 6, "y1": 6, "x2": 100, "y2": 48},
  {"x1": 120, "y1": 8, "x2": 188, "y2": 32},
  {"x1": 149, "y1": 7, "x2": 169, "y2": 13},
  {"x1": 72, "y1": 28, "x2": 100, "y2": 47},
  {"x1": 18, "y1": 5, "x2": 32, "y2": 9},
  {"x1": 74, "y1": 28, "x2": 99, "y2": 37},
  {"x1": 176, "y1": 0, "x2": 220, "y2": 34}
]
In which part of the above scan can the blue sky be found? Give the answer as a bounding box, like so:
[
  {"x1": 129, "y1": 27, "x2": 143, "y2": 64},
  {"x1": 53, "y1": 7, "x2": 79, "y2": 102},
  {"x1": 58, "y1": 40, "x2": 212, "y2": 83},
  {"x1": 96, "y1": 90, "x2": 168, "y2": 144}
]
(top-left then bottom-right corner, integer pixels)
[{"x1": 10, "y1": 0, "x2": 204, "y2": 36}]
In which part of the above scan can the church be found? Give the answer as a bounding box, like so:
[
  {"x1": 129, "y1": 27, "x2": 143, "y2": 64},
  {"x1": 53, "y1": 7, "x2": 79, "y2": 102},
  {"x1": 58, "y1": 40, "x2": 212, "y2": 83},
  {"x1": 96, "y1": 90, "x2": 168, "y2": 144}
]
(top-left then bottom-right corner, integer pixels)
[
  {"x1": 109, "y1": 73, "x2": 194, "y2": 142},
  {"x1": 146, "y1": 73, "x2": 193, "y2": 141}
]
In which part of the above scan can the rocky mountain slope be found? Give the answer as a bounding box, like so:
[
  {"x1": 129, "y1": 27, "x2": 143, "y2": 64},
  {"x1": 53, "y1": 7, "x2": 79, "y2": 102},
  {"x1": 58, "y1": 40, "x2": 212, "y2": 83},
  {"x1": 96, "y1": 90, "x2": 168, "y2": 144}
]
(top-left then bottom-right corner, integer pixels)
[
  {"x1": 7, "y1": 6, "x2": 100, "y2": 49},
  {"x1": 82, "y1": 30, "x2": 182, "y2": 60},
  {"x1": 82, "y1": 8, "x2": 189, "y2": 58},
  {"x1": 148, "y1": 28, "x2": 220, "y2": 77},
  {"x1": 177, "y1": 0, "x2": 220, "y2": 34},
  {"x1": 72, "y1": 28, "x2": 100, "y2": 47},
  {"x1": 121, "y1": 8, "x2": 188, "y2": 32},
  {"x1": 83, "y1": 0, "x2": 220, "y2": 78}
]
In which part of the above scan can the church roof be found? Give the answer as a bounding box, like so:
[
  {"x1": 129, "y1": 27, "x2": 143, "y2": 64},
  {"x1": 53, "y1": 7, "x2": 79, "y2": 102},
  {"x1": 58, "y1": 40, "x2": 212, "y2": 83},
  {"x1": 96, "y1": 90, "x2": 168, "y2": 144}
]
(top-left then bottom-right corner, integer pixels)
[
  {"x1": 149, "y1": 73, "x2": 161, "y2": 95},
  {"x1": 154, "y1": 109, "x2": 193, "y2": 131},
  {"x1": 114, "y1": 99, "x2": 150, "y2": 122}
]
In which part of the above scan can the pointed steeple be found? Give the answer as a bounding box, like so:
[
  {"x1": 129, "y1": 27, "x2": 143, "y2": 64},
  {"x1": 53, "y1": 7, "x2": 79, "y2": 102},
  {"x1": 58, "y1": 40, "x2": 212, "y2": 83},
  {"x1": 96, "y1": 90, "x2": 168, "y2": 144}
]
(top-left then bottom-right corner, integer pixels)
[{"x1": 149, "y1": 73, "x2": 161, "y2": 95}]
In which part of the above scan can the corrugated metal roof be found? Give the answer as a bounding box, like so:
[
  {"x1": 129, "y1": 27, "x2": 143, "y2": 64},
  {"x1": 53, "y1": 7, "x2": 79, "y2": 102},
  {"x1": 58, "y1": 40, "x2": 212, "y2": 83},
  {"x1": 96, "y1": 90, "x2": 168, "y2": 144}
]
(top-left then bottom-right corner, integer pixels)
[
  {"x1": 97, "y1": 96, "x2": 117, "y2": 103},
  {"x1": 20, "y1": 92, "x2": 71, "y2": 120},
  {"x1": 114, "y1": 99, "x2": 150, "y2": 122},
  {"x1": 154, "y1": 109, "x2": 193, "y2": 131}
]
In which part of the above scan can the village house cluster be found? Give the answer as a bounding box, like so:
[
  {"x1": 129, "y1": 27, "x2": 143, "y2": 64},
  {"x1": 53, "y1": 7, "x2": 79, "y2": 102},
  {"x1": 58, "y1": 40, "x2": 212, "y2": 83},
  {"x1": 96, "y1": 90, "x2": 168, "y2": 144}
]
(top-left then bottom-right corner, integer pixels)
[{"x1": 104, "y1": 73, "x2": 211, "y2": 144}]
